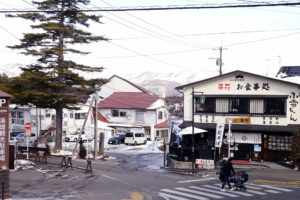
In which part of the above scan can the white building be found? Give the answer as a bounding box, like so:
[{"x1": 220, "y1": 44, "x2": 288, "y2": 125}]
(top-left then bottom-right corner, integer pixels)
[{"x1": 176, "y1": 70, "x2": 300, "y2": 162}]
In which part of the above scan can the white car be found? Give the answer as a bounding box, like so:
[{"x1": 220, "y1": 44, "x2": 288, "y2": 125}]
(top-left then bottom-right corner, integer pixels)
[{"x1": 125, "y1": 132, "x2": 147, "y2": 145}]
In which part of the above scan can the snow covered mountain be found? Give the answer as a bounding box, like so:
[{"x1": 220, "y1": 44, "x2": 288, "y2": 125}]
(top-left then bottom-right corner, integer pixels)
[{"x1": 127, "y1": 70, "x2": 219, "y2": 97}]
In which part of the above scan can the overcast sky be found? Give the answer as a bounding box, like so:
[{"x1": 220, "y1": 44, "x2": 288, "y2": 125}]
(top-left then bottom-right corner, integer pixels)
[{"x1": 1, "y1": 0, "x2": 300, "y2": 80}]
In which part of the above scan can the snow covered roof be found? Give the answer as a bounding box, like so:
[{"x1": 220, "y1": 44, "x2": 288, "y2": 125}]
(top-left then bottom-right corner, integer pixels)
[{"x1": 98, "y1": 92, "x2": 161, "y2": 110}]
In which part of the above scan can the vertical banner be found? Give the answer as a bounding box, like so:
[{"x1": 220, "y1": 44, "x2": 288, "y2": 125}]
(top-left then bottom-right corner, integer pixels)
[{"x1": 215, "y1": 122, "x2": 225, "y2": 147}]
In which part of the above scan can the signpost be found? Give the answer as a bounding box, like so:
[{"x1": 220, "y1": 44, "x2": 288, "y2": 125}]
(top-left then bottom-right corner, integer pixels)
[
  {"x1": 0, "y1": 91, "x2": 13, "y2": 198},
  {"x1": 24, "y1": 123, "x2": 31, "y2": 159}
]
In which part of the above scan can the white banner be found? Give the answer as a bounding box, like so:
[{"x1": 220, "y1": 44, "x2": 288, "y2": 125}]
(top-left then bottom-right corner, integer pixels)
[
  {"x1": 232, "y1": 133, "x2": 261, "y2": 144},
  {"x1": 215, "y1": 123, "x2": 225, "y2": 147}
]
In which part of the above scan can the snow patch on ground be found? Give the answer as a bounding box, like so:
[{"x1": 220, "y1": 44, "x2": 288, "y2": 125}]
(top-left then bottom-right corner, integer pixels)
[{"x1": 105, "y1": 140, "x2": 163, "y2": 155}]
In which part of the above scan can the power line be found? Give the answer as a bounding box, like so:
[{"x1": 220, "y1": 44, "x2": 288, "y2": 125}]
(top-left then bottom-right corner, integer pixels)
[
  {"x1": 98, "y1": 0, "x2": 213, "y2": 48},
  {"x1": 1, "y1": 2, "x2": 300, "y2": 13},
  {"x1": 107, "y1": 41, "x2": 215, "y2": 72}
]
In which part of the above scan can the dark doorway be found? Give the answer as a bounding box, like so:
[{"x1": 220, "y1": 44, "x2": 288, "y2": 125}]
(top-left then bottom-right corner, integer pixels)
[{"x1": 234, "y1": 144, "x2": 250, "y2": 160}]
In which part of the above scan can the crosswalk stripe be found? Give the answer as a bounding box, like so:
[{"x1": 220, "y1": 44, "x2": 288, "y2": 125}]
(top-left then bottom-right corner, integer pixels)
[
  {"x1": 190, "y1": 186, "x2": 238, "y2": 197},
  {"x1": 244, "y1": 185, "x2": 263, "y2": 190},
  {"x1": 245, "y1": 189, "x2": 267, "y2": 195},
  {"x1": 178, "y1": 178, "x2": 216, "y2": 183},
  {"x1": 161, "y1": 189, "x2": 209, "y2": 200},
  {"x1": 265, "y1": 190, "x2": 281, "y2": 194},
  {"x1": 158, "y1": 193, "x2": 190, "y2": 200},
  {"x1": 175, "y1": 187, "x2": 224, "y2": 199},
  {"x1": 247, "y1": 183, "x2": 293, "y2": 192},
  {"x1": 209, "y1": 185, "x2": 253, "y2": 197}
]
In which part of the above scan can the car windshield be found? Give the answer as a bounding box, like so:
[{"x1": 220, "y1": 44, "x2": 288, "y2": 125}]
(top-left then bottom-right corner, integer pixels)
[{"x1": 125, "y1": 133, "x2": 133, "y2": 137}]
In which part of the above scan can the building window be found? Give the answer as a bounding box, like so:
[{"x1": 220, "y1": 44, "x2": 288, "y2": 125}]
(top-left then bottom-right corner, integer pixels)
[
  {"x1": 11, "y1": 111, "x2": 24, "y2": 125},
  {"x1": 111, "y1": 110, "x2": 126, "y2": 117},
  {"x1": 250, "y1": 99, "x2": 264, "y2": 114},
  {"x1": 75, "y1": 113, "x2": 86, "y2": 119},
  {"x1": 158, "y1": 111, "x2": 163, "y2": 120},
  {"x1": 112, "y1": 110, "x2": 119, "y2": 117},
  {"x1": 70, "y1": 113, "x2": 73, "y2": 118},
  {"x1": 229, "y1": 98, "x2": 249, "y2": 114},
  {"x1": 268, "y1": 135, "x2": 292, "y2": 151},
  {"x1": 45, "y1": 114, "x2": 51, "y2": 118},
  {"x1": 195, "y1": 97, "x2": 215, "y2": 113},
  {"x1": 136, "y1": 112, "x2": 145, "y2": 123},
  {"x1": 52, "y1": 115, "x2": 56, "y2": 120},
  {"x1": 264, "y1": 98, "x2": 286, "y2": 115},
  {"x1": 120, "y1": 111, "x2": 126, "y2": 117}
]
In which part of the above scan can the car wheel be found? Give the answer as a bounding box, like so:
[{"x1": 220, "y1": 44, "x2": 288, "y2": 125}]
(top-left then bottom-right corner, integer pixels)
[
  {"x1": 125, "y1": 143, "x2": 128, "y2": 145},
  {"x1": 65, "y1": 138, "x2": 70, "y2": 142},
  {"x1": 74, "y1": 138, "x2": 78, "y2": 142},
  {"x1": 144, "y1": 140, "x2": 147, "y2": 145},
  {"x1": 134, "y1": 141, "x2": 137, "y2": 146}
]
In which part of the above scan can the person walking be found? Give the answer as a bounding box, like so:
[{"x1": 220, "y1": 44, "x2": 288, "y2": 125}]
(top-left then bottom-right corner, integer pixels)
[{"x1": 220, "y1": 158, "x2": 235, "y2": 192}]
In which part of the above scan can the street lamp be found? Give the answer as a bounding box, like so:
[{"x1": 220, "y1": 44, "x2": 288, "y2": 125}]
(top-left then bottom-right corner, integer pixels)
[{"x1": 192, "y1": 87, "x2": 205, "y2": 173}]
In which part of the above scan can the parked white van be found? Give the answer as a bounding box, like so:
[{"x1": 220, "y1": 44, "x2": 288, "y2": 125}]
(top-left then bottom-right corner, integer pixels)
[{"x1": 125, "y1": 132, "x2": 147, "y2": 145}]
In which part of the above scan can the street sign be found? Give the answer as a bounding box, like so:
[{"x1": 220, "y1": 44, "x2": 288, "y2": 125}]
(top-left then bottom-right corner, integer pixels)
[
  {"x1": 24, "y1": 122, "x2": 30, "y2": 130},
  {"x1": 25, "y1": 129, "x2": 31, "y2": 137}
]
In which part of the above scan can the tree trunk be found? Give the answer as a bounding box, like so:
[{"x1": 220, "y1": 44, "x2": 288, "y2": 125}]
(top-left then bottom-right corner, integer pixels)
[{"x1": 55, "y1": 107, "x2": 63, "y2": 149}]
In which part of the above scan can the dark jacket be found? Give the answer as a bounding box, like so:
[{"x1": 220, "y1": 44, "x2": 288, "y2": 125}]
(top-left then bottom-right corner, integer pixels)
[{"x1": 223, "y1": 161, "x2": 235, "y2": 176}]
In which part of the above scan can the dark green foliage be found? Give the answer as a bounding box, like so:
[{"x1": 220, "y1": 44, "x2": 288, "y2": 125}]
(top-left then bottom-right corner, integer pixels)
[{"x1": 4, "y1": 0, "x2": 108, "y2": 149}]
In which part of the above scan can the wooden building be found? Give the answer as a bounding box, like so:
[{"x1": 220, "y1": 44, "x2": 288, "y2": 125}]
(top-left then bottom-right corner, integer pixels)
[{"x1": 176, "y1": 70, "x2": 300, "y2": 162}]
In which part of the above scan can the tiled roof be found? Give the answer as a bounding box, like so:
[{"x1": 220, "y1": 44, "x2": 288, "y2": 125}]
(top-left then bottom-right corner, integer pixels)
[
  {"x1": 155, "y1": 120, "x2": 170, "y2": 129},
  {"x1": 93, "y1": 110, "x2": 110, "y2": 123},
  {"x1": 98, "y1": 92, "x2": 160, "y2": 109}
]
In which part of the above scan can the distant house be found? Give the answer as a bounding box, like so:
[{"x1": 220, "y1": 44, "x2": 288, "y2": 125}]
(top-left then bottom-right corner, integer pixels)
[
  {"x1": 276, "y1": 66, "x2": 300, "y2": 78},
  {"x1": 97, "y1": 75, "x2": 152, "y2": 99},
  {"x1": 98, "y1": 92, "x2": 168, "y2": 140}
]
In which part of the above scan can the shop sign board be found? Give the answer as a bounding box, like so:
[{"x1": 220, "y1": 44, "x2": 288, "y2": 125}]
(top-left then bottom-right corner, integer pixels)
[
  {"x1": 196, "y1": 159, "x2": 214, "y2": 169},
  {"x1": 226, "y1": 117, "x2": 251, "y2": 124},
  {"x1": 215, "y1": 122, "x2": 225, "y2": 147},
  {"x1": 0, "y1": 96, "x2": 10, "y2": 172}
]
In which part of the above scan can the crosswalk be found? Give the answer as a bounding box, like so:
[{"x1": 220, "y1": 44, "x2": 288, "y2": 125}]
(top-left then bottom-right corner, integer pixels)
[{"x1": 157, "y1": 183, "x2": 294, "y2": 200}]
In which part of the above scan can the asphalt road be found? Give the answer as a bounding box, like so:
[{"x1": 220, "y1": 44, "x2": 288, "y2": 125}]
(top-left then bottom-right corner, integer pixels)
[{"x1": 9, "y1": 153, "x2": 300, "y2": 200}]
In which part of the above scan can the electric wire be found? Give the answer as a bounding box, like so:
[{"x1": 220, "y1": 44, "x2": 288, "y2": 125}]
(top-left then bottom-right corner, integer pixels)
[
  {"x1": 97, "y1": 0, "x2": 213, "y2": 48},
  {"x1": 1, "y1": 1, "x2": 300, "y2": 13}
]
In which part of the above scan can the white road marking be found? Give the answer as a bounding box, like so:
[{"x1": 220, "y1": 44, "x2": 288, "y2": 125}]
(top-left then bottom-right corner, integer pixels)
[
  {"x1": 190, "y1": 185, "x2": 238, "y2": 197},
  {"x1": 245, "y1": 189, "x2": 267, "y2": 195},
  {"x1": 265, "y1": 190, "x2": 281, "y2": 194},
  {"x1": 247, "y1": 183, "x2": 293, "y2": 192},
  {"x1": 175, "y1": 187, "x2": 224, "y2": 199},
  {"x1": 177, "y1": 178, "x2": 216, "y2": 183},
  {"x1": 210, "y1": 185, "x2": 253, "y2": 197},
  {"x1": 158, "y1": 193, "x2": 189, "y2": 200},
  {"x1": 161, "y1": 189, "x2": 209, "y2": 200},
  {"x1": 101, "y1": 174, "x2": 130, "y2": 186},
  {"x1": 244, "y1": 185, "x2": 263, "y2": 190}
]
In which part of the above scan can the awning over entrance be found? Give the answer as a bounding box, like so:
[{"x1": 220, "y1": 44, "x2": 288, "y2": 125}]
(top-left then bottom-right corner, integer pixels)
[{"x1": 231, "y1": 133, "x2": 261, "y2": 144}]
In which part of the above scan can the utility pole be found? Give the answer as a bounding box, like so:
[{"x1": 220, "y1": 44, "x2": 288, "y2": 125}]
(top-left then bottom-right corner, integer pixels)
[
  {"x1": 213, "y1": 46, "x2": 227, "y2": 75},
  {"x1": 94, "y1": 92, "x2": 98, "y2": 160}
]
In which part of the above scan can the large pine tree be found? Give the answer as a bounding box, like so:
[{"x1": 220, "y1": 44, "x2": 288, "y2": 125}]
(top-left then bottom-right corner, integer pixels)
[{"x1": 5, "y1": 0, "x2": 108, "y2": 149}]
